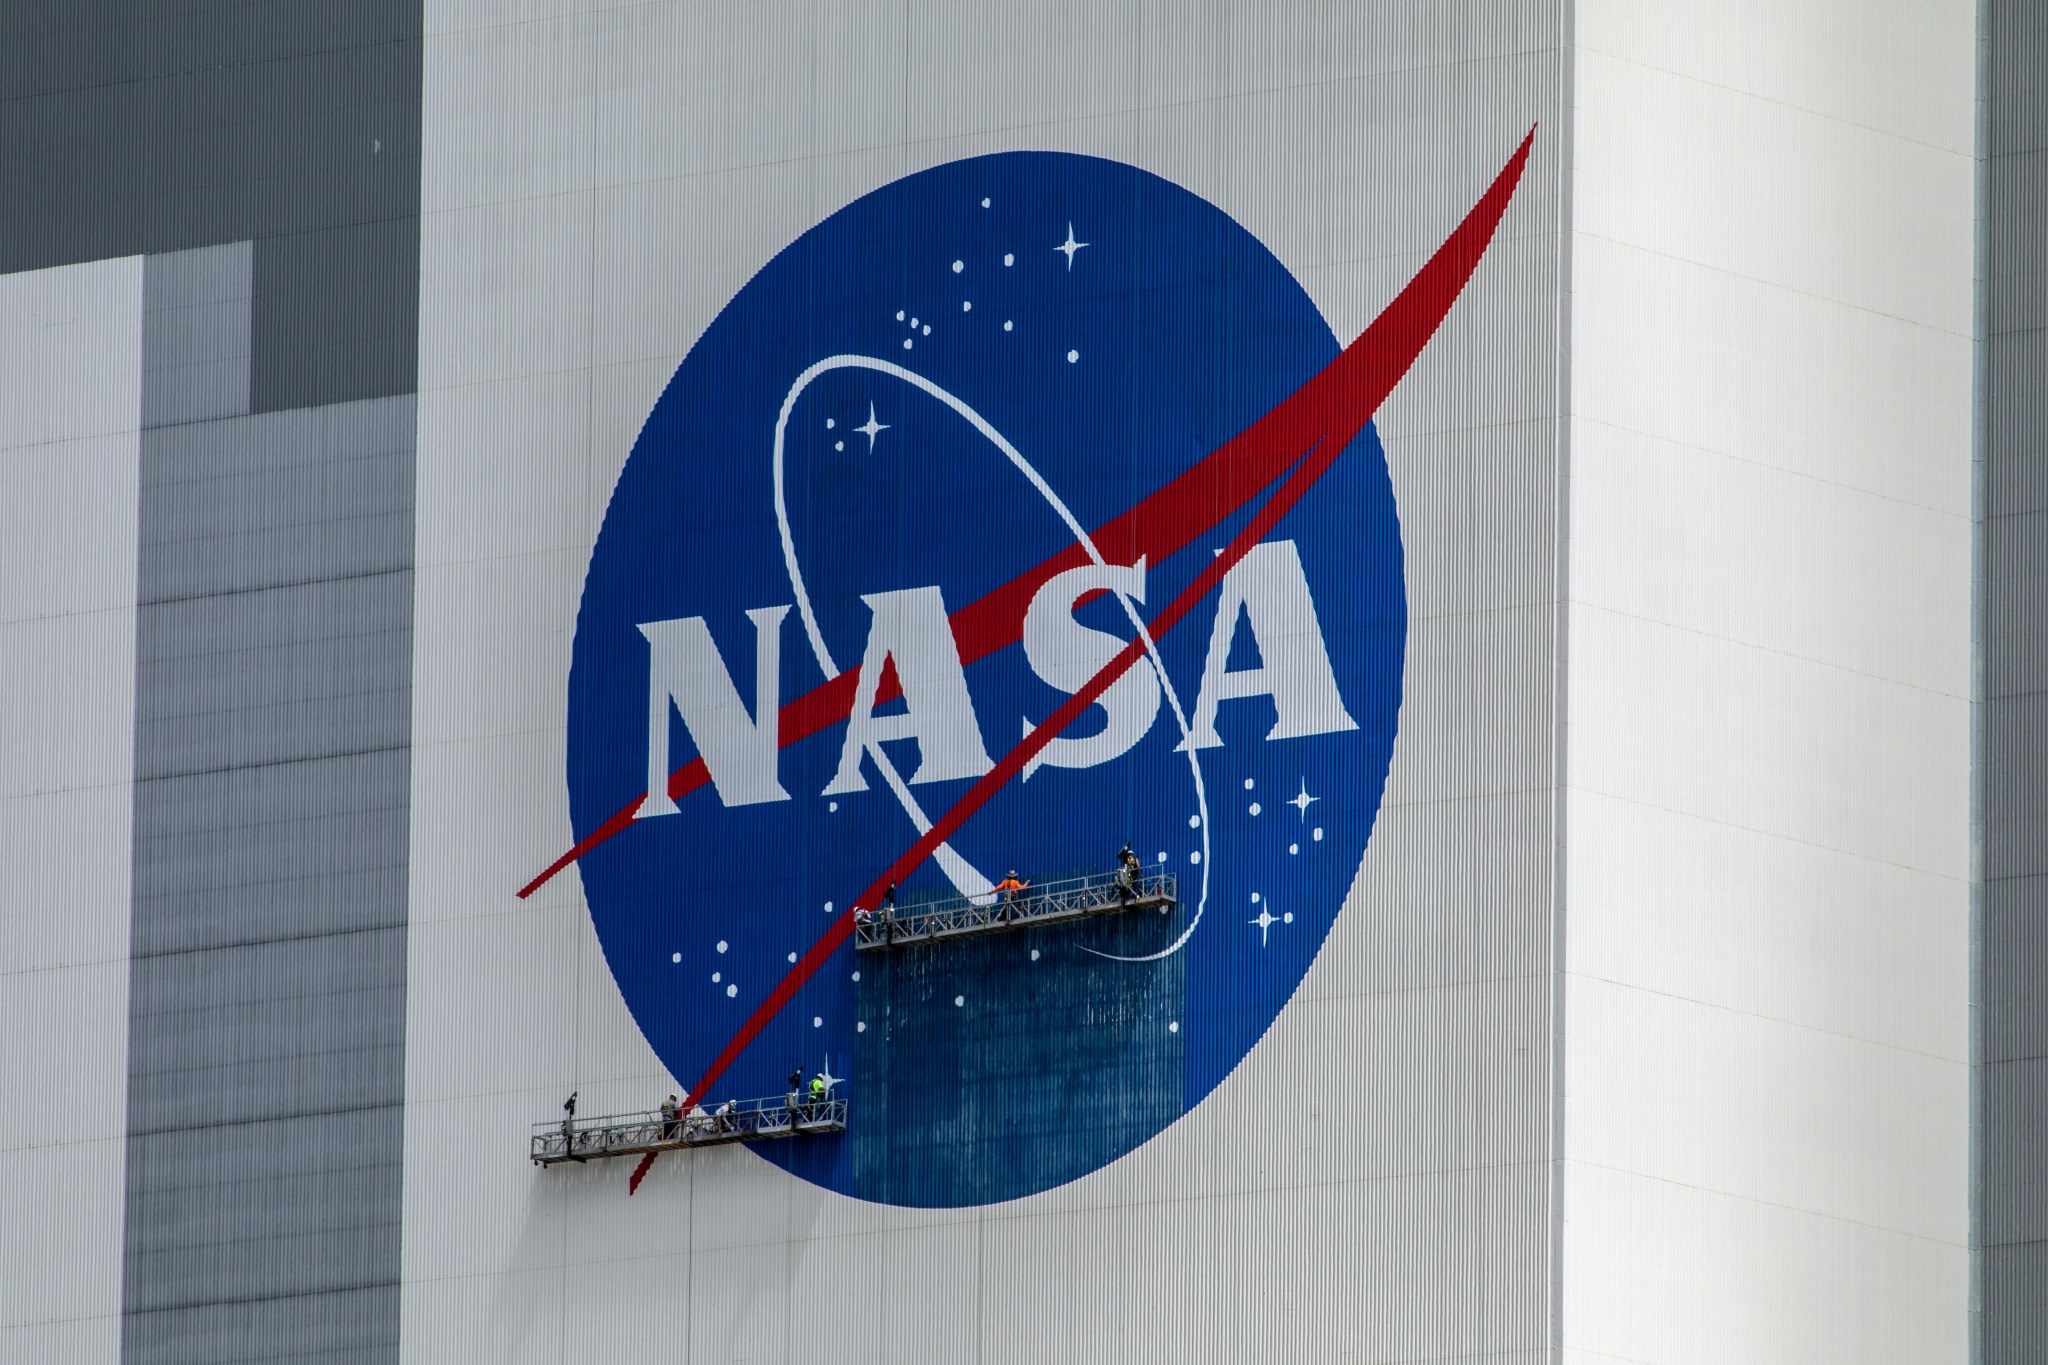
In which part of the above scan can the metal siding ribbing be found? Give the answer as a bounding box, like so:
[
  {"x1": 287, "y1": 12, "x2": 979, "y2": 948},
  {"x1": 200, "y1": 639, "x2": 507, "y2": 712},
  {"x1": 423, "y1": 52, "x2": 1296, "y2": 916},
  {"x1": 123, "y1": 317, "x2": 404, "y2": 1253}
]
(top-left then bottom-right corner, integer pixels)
[
  {"x1": 121, "y1": 244, "x2": 415, "y2": 1362},
  {"x1": 1981, "y1": 1, "x2": 2048, "y2": 1359},
  {"x1": 0, "y1": 255, "x2": 147, "y2": 1362},
  {"x1": 1568, "y1": 4, "x2": 1975, "y2": 1358},
  {"x1": 0, "y1": 0, "x2": 424, "y2": 413},
  {"x1": 0, "y1": 2, "x2": 426, "y2": 1356},
  {"x1": 405, "y1": 3, "x2": 1562, "y2": 1361}
]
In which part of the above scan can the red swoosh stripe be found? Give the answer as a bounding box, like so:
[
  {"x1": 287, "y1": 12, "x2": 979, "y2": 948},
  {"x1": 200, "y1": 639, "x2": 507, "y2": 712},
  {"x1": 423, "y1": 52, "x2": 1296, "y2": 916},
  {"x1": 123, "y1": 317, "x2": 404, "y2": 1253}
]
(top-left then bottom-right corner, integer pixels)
[
  {"x1": 523, "y1": 128, "x2": 1533, "y2": 902},
  {"x1": 622, "y1": 130, "x2": 1535, "y2": 1192}
]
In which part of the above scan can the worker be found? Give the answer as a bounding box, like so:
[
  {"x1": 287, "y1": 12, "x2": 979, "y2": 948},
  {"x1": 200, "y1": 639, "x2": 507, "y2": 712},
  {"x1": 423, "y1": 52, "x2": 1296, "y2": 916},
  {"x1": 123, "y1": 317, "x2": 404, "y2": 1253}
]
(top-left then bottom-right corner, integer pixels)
[
  {"x1": 713, "y1": 1098, "x2": 734, "y2": 1133},
  {"x1": 659, "y1": 1093, "x2": 681, "y2": 1140},
  {"x1": 787, "y1": 1068, "x2": 804, "y2": 1117},
  {"x1": 1115, "y1": 845, "x2": 1138, "y2": 903},
  {"x1": 993, "y1": 869, "x2": 1028, "y2": 922},
  {"x1": 810, "y1": 1073, "x2": 829, "y2": 1112}
]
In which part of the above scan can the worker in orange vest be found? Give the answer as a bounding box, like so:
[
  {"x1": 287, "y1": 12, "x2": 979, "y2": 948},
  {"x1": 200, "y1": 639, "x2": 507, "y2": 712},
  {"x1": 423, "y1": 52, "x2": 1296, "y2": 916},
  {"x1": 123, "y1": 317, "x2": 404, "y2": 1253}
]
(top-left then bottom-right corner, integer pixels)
[{"x1": 994, "y1": 870, "x2": 1028, "y2": 920}]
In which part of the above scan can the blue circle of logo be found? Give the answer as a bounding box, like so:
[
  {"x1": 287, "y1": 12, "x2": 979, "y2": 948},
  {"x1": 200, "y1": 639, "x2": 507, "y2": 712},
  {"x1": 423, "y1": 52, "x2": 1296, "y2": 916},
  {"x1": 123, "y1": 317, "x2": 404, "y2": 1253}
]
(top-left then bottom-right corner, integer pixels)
[{"x1": 568, "y1": 151, "x2": 1404, "y2": 1207}]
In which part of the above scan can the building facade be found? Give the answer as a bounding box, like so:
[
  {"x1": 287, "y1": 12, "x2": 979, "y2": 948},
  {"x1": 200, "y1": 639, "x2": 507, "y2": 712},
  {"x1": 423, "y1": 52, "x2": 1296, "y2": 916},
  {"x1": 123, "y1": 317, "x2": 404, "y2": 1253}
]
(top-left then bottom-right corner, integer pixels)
[{"x1": 0, "y1": 2, "x2": 2033, "y2": 1361}]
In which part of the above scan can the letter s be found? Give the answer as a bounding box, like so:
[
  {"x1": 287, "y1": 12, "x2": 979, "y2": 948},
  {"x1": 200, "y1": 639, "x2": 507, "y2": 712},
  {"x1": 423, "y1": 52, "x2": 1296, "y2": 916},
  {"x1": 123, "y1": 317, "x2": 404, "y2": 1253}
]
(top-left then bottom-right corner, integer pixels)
[{"x1": 1019, "y1": 560, "x2": 1160, "y2": 779}]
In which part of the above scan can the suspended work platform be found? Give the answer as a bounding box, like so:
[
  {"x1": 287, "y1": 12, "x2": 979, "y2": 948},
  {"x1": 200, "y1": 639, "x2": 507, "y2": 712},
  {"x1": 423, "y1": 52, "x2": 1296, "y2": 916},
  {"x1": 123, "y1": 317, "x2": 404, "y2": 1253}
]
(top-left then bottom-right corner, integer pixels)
[
  {"x1": 530, "y1": 1094, "x2": 847, "y2": 1165},
  {"x1": 854, "y1": 866, "x2": 1177, "y2": 952}
]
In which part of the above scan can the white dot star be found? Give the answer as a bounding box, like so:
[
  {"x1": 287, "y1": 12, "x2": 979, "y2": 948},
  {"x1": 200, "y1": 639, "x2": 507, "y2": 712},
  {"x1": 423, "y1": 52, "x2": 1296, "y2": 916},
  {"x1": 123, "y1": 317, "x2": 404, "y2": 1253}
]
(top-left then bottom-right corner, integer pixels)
[
  {"x1": 1289, "y1": 779, "x2": 1320, "y2": 820},
  {"x1": 1055, "y1": 222, "x2": 1088, "y2": 270},
  {"x1": 1250, "y1": 906, "x2": 1279, "y2": 947},
  {"x1": 856, "y1": 402, "x2": 889, "y2": 451},
  {"x1": 818, "y1": 1060, "x2": 842, "y2": 1090}
]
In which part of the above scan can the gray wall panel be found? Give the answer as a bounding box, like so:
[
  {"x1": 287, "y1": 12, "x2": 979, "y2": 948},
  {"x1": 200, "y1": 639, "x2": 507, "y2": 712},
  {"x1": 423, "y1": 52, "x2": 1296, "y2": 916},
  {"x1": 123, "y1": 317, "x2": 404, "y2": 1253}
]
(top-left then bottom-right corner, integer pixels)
[
  {"x1": 1981, "y1": 0, "x2": 2048, "y2": 1358},
  {"x1": 131, "y1": 752, "x2": 410, "y2": 956},
  {"x1": 1982, "y1": 1241, "x2": 2048, "y2": 1365},
  {"x1": 1987, "y1": 507, "x2": 2048, "y2": 699},
  {"x1": 1980, "y1": 1057, "x2": 2048, "y2": 1248},
  {"x1": 126, "y1": 930, "x2": 407, "y2": 1132},
  {"x1": 1988, "y1": 329, "x2": 2046, "y2": 514},
  {"x1": 104, "y1": 46, "x2": 418, "y2": 1347},
  {"x1": 122, "y1": 1286, "x2": 401, "y2": 1365},
  {"x1": 134, "y1": 573, "x2": 414, "y2": 777},
  {"x1": 141, "y1": 244, "x2": 253, "y2": 428},
  {"x1": 1982, "y1": 692, "x2": 2048, "y2": 882},
  {"x1": 0, "y1": 0, "x2": 422, "y2": 412},
  {"x1": 253, "y1": 225, "x2": 421, "y2": 414},
  {"x1": 137, "y1": 399, "x2": 417, "y2": 602},
  {"x1": 1983, "y1": 875, "x2": 2048, "y2": 1064}
]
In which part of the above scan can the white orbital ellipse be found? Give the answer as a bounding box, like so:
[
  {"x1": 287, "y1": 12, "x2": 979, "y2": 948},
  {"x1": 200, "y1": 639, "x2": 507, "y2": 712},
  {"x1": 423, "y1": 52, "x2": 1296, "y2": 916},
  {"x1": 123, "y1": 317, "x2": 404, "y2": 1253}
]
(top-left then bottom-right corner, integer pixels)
[{"x1": 770, "y1": 355, "x2": 1210, "y2": 958}]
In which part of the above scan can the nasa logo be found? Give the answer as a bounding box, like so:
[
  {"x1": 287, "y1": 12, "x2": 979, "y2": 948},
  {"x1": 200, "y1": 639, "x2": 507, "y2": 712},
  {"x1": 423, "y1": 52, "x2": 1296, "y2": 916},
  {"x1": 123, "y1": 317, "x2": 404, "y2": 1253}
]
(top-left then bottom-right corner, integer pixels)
[{"x1": 554, "y1": 145, "x2": 1524, "y2": 1207}]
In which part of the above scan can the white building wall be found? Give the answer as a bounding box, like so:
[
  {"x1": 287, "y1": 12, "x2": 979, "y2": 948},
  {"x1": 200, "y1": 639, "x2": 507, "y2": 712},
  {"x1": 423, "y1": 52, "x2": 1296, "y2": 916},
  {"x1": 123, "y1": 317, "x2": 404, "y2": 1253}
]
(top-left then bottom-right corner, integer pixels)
[
  {"x1": 404, "y1": 2, "x2": 1565, "y2": 1362},
  {"x1": 0, "y1": 255, "x2": 145, "y2": 1363},
  {"x1": 1561, "y1": 3, "x2": 1977, "y2": 1361}
]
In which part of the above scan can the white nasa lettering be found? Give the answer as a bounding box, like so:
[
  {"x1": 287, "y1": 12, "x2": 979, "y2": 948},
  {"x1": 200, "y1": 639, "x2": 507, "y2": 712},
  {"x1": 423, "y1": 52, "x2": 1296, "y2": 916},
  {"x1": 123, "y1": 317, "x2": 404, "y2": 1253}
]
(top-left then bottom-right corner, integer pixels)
[
  {"x1": 824, "y1": 585, "x2": 994, "y2": 795},
  {"x1": 1018, "y1": 559, "x2": 1159, "y2": 779},
  {"x1": 636, "y1": 606, "x2": 793, "y2": 815},
  {"x1": 1180, "y1": 539, "x2": 1358, "y2": 750}
]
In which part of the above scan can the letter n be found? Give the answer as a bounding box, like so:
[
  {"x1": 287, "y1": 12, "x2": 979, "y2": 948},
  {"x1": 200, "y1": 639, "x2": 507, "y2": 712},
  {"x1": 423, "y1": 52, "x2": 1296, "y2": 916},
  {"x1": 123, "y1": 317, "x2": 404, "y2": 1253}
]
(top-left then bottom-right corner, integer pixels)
[{"x1": 635, "y1": 606, "x2": 792, "y2": 814}]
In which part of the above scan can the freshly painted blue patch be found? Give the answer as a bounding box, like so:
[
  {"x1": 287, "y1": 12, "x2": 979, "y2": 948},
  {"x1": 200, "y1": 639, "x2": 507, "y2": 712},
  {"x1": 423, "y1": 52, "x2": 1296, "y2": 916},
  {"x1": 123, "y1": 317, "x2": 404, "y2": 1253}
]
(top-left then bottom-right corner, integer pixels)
[{"x1": 568, "y1": 151, "x2": 1404, "y2": 1207}]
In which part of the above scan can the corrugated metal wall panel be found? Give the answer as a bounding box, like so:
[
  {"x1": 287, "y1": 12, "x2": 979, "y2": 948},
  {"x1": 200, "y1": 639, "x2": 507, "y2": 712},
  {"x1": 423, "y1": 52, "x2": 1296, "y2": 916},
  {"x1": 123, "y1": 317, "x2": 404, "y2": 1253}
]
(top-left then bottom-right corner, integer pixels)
[
  {"x1": 404, "y1": 2, "x2": 1563, "y2": 1361},
  {"x1": 1980, "y1": 1, "x2": 2048, "y2": 1358},
  {"x1": 0, "y1": 254, "x2": 147, "y2": 1365}
]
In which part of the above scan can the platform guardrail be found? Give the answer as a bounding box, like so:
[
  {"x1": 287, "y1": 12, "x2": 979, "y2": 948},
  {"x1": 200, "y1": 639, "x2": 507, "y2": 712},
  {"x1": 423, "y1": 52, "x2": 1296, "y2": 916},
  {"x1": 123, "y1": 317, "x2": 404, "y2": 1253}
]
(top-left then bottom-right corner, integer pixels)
[{"x1": 853, "y1": 866, "x2": 1176, "y2": 952}]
